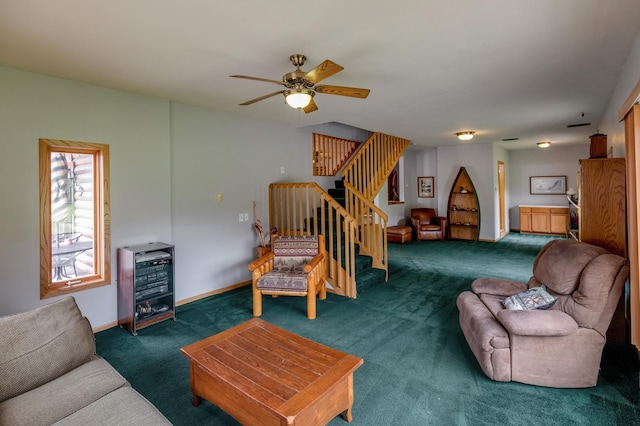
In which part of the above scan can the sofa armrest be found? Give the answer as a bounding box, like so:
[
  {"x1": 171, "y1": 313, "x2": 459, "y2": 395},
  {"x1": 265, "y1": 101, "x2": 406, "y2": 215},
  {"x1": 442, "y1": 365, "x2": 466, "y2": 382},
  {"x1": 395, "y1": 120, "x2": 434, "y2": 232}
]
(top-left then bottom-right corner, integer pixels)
[
  {"x1": 471, "y1": 277, "x2": 527, "y2": 297},
  {"x1": 497, "y1": 309, "x2": 578, "y2": 337}
]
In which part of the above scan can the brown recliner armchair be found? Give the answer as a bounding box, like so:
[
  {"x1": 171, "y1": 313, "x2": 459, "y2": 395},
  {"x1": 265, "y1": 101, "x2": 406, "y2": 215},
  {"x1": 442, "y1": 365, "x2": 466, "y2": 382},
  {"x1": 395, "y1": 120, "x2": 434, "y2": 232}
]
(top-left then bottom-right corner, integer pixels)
[
  {"x1": 410, "y1": 208, "x2": 447, "y2": 241},
  {"x1": 456, "y1": 239, "x2": 629, "y2": 388}
]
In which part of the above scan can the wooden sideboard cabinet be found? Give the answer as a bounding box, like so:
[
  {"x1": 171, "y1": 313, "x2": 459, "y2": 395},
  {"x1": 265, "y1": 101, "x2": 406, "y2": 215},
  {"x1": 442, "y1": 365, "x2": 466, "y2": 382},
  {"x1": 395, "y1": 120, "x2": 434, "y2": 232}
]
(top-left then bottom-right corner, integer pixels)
[{"x1": 519, "y1": 206, "x2": 568, "y2": 235}]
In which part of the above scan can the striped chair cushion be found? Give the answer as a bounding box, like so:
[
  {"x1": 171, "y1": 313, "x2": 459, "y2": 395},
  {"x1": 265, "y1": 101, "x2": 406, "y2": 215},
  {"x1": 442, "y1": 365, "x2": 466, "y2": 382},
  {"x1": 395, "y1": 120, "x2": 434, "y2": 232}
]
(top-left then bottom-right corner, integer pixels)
[{"x1": 257, "y1": 236, "x2": 319, "y2": 292}]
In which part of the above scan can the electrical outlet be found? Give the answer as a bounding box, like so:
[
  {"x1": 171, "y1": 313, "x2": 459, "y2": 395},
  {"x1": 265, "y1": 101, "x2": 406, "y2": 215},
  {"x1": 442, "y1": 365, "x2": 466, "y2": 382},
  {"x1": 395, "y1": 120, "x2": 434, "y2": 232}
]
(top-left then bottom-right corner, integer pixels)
[
  {"x1": 243, "y1": 213, "x2": 249, "y2": 221},
  {"x1": 280, "y1": 166, "x2": 285, "y2": 174},
  {"x1": 216, "y1": 193, "x2": 222, "y2": 202},
  {"x1": 239, "y1": 213, "x2": 243, "y2": 222}
]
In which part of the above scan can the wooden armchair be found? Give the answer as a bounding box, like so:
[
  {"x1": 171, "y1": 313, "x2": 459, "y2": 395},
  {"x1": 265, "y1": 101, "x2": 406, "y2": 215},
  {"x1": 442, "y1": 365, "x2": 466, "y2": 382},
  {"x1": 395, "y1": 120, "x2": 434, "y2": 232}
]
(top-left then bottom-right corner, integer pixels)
[{"x1": 248, "y1": 235, "x2": 327, "y2": 319}]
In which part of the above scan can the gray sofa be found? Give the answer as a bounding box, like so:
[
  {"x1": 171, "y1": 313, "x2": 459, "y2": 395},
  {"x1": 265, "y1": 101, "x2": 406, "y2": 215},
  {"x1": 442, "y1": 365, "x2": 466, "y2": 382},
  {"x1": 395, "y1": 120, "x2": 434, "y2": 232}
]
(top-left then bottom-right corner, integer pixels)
[{"x1": 0, "y1": 296, "x2": 171, "y2": 425}]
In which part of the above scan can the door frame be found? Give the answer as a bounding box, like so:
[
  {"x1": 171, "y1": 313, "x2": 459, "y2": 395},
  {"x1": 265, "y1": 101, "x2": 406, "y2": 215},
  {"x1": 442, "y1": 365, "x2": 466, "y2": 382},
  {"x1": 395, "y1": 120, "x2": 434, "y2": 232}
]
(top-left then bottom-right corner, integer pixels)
[{"x1": 498, "y1": 161, "x2": 507, "y2": 238}]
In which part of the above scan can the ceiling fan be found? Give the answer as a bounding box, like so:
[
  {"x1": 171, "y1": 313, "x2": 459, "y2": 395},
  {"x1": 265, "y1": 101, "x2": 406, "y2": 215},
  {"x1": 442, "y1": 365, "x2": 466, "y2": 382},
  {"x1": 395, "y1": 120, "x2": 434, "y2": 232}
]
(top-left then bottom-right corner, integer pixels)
[{"x1": 230, "y1": 54, "x2": 370, "y2": 113}]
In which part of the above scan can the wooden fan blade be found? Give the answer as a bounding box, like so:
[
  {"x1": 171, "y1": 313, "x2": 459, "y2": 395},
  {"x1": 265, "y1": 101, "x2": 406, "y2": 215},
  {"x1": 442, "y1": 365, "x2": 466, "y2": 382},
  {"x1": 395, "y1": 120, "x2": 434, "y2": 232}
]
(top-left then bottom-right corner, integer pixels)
[
  {"x1": 304, "y1": 60, "x2": 344, "y2": 84},
  {"x1": 230, "y1": 75, "x2": 284, "y2": 86},
  {"x1": 303, "y1": 98, "x2": 318, "y2": 114},
  {"x1": 239, "y1": 91, "x2": 284, "y2": 106},
  {"x1": 315, "y1": 85, "x2": 370, "y2": 99}
]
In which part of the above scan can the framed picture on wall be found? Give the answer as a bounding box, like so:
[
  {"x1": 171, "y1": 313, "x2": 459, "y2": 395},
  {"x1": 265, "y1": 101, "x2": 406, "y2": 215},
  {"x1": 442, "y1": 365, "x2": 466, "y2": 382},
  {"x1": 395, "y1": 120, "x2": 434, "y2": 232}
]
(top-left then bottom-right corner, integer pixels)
[
  {"x1": 529, "y1": 176, "x2": 567, "y2": 195},
  {"x1": 418, "y1": 176, "x2": 434, "y2": 198}
]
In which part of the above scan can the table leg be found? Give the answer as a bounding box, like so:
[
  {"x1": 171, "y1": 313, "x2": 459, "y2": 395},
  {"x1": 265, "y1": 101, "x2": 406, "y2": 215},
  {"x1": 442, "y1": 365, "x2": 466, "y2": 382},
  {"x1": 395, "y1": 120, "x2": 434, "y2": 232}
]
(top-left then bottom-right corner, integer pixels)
[
  {"x1": 190, "y1": 363, "x2": 202, "y2": 407},
  {"x1": 342, "y1": 374, "x2": 355, "y2": 422},
  {"x1": 341, "y1": 407, "x2": 353, "y2": 422},
  {"x1": 192, "y1": 394, "x2": 202, "y2": 407}
]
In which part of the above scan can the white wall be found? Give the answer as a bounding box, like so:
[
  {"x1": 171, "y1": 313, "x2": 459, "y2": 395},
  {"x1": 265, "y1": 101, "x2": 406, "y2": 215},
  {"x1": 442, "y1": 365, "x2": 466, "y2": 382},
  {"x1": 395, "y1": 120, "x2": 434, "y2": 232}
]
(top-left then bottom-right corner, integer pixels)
[
  {"x1": 436, "y1": 143, "x2": 495, "y2": 240},
  {"x1": 0, "y1": 67, "x2": 370, "y2": 328},
  {"x1": 507, "y1": 144, "x2": 589, "y2": 229},
  {"x1": 0, "y1": 67, "x2": 172, "y2": 327},
  {"x1": 169, "y1": 103, "x2": 328, "y2": 301},
  {"x1": 599, "y1": 27, "x2": 640, "y2": 154}
]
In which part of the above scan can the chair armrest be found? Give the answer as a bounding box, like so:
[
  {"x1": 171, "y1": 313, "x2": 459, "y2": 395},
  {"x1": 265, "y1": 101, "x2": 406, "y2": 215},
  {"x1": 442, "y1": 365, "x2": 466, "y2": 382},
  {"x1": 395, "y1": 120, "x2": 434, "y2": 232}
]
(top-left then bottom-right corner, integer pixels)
[
  {"x1": 303, "y1": 253, "x2": 325, "y2": 273},
  {"x1": 248, "y1": 252, "x2": 274, "y2": 271},
  {"x1": 434, "y1": 216, "x2": 447, "y2": 229},
  {"x1": 434, "y1": 216, "x2": 447, "y2": 224},
  {"x1": 471, "y1": 277, "x2": 527, "y2": 297},
  {"x1": 497, "y1": 309, "x2": 578, "y2": 337}
]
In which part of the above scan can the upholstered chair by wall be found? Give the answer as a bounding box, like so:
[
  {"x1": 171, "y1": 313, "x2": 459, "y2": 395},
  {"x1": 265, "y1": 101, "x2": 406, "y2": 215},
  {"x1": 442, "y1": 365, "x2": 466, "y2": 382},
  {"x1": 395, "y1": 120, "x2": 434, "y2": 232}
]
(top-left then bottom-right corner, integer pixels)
[{"x1": 410, "y1": 208, "x2": 447, "y2": 241}]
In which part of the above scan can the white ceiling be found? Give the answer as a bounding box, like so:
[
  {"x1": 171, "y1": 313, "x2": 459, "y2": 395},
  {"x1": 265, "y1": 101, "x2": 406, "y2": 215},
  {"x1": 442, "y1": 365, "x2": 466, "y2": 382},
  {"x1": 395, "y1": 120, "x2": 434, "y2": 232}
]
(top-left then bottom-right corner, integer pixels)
[{"x1": 1, "y1": 1, "x2": 640, "y2": 149}]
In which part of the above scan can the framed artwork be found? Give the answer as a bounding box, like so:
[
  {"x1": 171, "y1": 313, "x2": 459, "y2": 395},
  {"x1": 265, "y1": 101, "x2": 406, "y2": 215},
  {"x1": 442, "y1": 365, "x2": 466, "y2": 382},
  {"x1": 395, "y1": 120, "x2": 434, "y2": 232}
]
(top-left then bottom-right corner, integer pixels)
[
  {"x1": 388, "y1": 164, "x2": 401, "y2": 204},
  {"x1": 418, "y1": 176, "x2": 434, "y2": 198},
  {"x1": 529, "y1": 176, "x2": 567, "y2": 195}
]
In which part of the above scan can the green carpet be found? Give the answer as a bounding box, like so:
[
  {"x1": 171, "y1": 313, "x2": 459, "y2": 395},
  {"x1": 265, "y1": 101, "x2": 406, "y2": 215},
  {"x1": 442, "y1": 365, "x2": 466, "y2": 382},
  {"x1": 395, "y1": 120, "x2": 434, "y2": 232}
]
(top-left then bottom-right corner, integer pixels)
[{"x1": 95, "y1": 233, "x2": 639, "y2": 425}]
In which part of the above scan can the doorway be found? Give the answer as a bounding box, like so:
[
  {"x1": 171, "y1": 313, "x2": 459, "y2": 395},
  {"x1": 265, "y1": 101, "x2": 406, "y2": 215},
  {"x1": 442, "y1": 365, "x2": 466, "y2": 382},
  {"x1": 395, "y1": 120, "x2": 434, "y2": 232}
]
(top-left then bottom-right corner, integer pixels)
[{"x1": 498, "y1": 161, "x2": 507, "y2": 238}]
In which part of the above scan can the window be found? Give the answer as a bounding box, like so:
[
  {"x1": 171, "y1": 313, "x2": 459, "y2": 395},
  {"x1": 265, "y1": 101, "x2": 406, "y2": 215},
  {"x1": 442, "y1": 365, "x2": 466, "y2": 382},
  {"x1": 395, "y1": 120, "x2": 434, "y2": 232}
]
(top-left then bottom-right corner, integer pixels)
[{"x1": 39, "y1": 139, "x2": 110, "y2": 299}]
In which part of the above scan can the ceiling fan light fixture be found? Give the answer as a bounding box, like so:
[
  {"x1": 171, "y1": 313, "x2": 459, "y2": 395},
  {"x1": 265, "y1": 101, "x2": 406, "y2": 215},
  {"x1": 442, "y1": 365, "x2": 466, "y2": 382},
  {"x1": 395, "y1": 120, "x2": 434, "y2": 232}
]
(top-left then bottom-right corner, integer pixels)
[
  {"x1": 285, "y1": 89, "x2": 313, "y2": 109},
  {"x1": 456, "y1": 131, "x2": 475, "y2": 141},
  {"x1": 537, "y1": 141, "x2": 551, "y2": 148}
]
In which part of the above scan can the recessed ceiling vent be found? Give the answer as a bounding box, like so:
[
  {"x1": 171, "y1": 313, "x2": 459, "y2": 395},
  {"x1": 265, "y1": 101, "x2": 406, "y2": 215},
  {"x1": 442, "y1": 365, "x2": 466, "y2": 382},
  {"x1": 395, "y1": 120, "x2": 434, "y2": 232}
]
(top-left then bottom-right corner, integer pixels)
[
  {"x1": 501, "y1": 137, "x2": 519, "y2": 141},
  {"x1": 567, "y1": 122, "x2": 591, "y2": 128}
]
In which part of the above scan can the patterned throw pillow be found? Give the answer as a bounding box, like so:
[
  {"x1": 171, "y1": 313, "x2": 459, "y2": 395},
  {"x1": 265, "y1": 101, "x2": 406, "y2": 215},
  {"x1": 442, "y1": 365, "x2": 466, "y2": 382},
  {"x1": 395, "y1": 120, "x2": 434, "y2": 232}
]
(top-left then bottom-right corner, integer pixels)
[{"x1": 502, "y1": 285, "x2": 557, "y2": 310}]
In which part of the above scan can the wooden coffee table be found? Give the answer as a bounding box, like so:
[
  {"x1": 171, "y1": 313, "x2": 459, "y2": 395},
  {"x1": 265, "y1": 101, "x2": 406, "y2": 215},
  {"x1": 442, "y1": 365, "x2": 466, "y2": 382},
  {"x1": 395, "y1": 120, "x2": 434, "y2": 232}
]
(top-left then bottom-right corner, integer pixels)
[{"x1": 180, "y1": 318, "x2": 363, "y2": 425}]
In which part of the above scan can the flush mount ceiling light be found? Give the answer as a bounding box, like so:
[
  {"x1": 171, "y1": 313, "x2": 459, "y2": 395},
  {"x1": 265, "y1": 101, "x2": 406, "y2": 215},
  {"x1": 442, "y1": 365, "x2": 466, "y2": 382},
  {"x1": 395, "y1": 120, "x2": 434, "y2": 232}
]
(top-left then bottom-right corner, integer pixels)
[
  {"x1": 284, "y1": 88, "x2": 314, "y2": 109},
  {"x1": 537, "y1": 141, "x2": 551, "y2": 148},
  {"x1": 456, "y1": 131, "x2": 475, "y2": 141}
]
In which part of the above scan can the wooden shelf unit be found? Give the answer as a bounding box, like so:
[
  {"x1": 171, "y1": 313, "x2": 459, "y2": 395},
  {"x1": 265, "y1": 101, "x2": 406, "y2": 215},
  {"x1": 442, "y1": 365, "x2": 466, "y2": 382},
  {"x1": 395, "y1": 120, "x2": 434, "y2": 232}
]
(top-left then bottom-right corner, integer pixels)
[
  {"x1": 447, "y1": 167, "x2": 480, "y2": 241},
  {"x1": 117, "y1": 242, "x2": 175, "y2": 335}
]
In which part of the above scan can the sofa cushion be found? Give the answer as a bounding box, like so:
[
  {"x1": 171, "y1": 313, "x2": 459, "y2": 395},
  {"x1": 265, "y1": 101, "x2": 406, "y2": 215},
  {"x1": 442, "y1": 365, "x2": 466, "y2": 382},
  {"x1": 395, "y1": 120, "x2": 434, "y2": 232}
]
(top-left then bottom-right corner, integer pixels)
[
  {"x1": 272, "y1": 235, "x2": 319, "y2": 257},
  {"x1": 53, "y1": 387, "x2": 170, "y2": 425},
  {"x1": 0, "y1": 356, "x2": 129, "y2": 426},
  {"x1": 0, "y1": 297, "x2": 95, "y2": 403},
  {"x1": 503, "y1": 285, "x2": 557, "y2": 310},
  {"x1": 273, "y1": 256, "x2": 309, "y2": 273},
  {"x1": 257, "y1": 271, "x2": 308, "y2": 291}
]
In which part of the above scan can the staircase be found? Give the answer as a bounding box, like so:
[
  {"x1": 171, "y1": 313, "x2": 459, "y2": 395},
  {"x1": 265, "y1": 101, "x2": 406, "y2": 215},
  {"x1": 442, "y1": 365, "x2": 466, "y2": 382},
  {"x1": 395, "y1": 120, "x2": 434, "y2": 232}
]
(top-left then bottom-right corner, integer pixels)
[
  {"x1": 327, "y1": 179, "x2": 387, "y2": 294},
  {"x1": 268, "y1": 131, "x2": 410, "y2": 298}
]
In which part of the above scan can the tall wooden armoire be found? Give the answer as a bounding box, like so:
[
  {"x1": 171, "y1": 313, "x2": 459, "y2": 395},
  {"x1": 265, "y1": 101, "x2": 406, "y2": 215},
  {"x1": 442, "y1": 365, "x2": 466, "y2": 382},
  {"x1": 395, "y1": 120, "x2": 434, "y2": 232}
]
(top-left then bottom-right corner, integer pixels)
[{"x1": 579, "y1": 157, "x2": 627, "y2": 343}]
